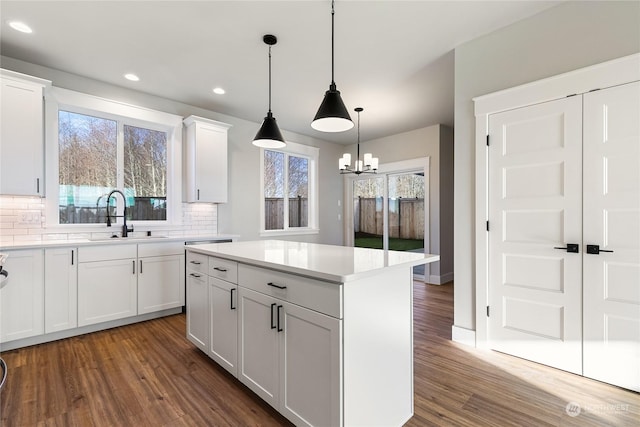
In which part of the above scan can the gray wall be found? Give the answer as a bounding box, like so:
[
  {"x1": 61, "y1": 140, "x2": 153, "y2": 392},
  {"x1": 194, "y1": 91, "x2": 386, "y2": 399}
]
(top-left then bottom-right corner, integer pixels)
[
  {"x1": 1, "y1": 56, "x2": 345, "y2": 245},
  {"x1": 453, "y1": 1, "x2": 640, "y2": 331},
  {"x1": 353, "y1": 124, "x2": 454, "y2": 282}
]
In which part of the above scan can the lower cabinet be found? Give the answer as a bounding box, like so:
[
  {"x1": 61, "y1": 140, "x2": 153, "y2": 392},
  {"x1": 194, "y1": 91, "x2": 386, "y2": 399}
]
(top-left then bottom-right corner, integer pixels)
[
  {"x1": 44, "y1": 247, "x2": 78, "y2": 333},
  {"x1": 238, "y1": 287, "x2": 341, "y2": 427},
  {"x1": 186, "y1": 268, "x2": 209, "y2": 353},
  {"x1": 0, "y1": 249, "x2": 44, "y2": 343},
  {"x1": 209, "y1": 277, "x2": 238, "y2": 376},
  {"x1": 78, "y1": 257, "x2": 137, "y2": 327},
  {"x1": 138, "y1": 254, "x2": 185, "y2": 314}
]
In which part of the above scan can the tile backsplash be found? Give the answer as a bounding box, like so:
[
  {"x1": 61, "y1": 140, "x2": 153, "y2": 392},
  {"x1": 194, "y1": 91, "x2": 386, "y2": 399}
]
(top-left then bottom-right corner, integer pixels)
[{"x1": 0, "y1": 195, "x2": 218, "y2": 245}]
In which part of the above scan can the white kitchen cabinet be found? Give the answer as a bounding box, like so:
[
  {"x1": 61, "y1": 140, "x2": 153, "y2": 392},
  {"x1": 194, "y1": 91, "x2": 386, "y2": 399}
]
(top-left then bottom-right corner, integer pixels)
[
  {"x1": 77, "y1": 245, "x2": 137, "y2": 327},
  {"x1": 238, "y1": 288, "x2": 341, "y2": 427},
  {"x1": 0, "y1": 249, "x2": 44, "y2": 343},
  {"x1": 0, "y1": 70, "x2": 50, "y2": 196},
  {"x1": 186, "y1": 268, "x2": 209, "y2": 353},
  {"x1": 183, "y1": 115, "x2": 232, "y2": 203},
  {"x1": 44, "y1": 247, "x2": 77, "y2": 333},
  {"x1": 138, "y1": 242, "x2": 185, "y2": 315},
  {"x1": 209, "y1": 277, "x2": 238, "y2": 376}
]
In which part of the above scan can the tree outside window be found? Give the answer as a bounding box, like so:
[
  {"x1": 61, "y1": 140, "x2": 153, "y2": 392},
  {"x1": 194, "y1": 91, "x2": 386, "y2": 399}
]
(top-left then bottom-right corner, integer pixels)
[{"x1": 264, "y1": 150, "x2": 309, "y2": 230}]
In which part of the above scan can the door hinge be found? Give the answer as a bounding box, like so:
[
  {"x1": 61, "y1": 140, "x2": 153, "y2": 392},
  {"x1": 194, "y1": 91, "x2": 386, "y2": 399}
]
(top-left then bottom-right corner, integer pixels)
[
  {"x1": 486, "y1": 306, "x2": 490, "y2": 317},
  {"x1": 486, "y1": 135, "x2": 490, "y2": 146},
  {"x1": 486, "y1": 221, "x2": 489, "y2": 232}
]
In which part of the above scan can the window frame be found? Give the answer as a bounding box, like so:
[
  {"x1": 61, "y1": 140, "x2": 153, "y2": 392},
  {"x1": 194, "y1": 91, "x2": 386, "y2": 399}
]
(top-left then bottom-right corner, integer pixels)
[
  {"x1": 45, "y1": 87, "x2": 183, "y2": 229},
  {"x1": 259, "y1": 141, "x2": 319, "y2": 236}
]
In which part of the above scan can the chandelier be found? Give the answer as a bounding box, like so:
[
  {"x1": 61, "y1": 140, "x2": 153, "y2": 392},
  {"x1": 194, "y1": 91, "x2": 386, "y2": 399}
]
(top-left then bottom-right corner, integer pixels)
[{"x1": 339, "y1": 107, "x2": 378, "y2": 174}]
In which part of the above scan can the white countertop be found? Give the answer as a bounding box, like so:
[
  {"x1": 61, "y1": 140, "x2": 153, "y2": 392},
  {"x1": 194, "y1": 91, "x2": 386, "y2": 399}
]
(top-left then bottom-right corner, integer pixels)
[
  {"x1": 187, "y1": 240, "x2": 439, "y2": 283},
  {"x1": 0, "y1": 234, "x2": 236, "y2": 251}
]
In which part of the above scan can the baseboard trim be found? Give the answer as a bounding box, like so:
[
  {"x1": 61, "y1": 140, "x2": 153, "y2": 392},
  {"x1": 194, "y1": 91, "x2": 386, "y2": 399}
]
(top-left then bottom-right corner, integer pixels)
[
  {"x1": 452, "y1": 325, "x2": 476, "y2": 347},
  {"x1": 427, "y1": 272, "x2": 454, "y2": 285}
]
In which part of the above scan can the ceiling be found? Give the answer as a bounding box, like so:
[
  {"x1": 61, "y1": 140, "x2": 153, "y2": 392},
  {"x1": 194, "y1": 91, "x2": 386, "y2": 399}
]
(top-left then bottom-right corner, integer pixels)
[{"x1": 0, "y1": 1, "x2": 559, "y2": 145}]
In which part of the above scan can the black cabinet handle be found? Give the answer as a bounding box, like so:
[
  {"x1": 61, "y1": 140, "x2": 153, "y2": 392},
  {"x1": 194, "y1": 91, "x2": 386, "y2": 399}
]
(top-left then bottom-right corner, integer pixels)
[
  {"x1": 267, "y1": 282, "x2": 287, "y2": 290},
  {"x1": 189, "y1": 273, "x2": 201, "y2": 278},
  {"x1": 132, "y1": 260, "x2": 136, "y2": 274},
  {"x1": 214, "y1": 267, "x2": 228, "y2": 272},
  {"x1": 270, "y1": 303, "x2": 277, "y2": 329},
  {"x1": 554, "y1": 243, "x2": 579, "y2": 253},
  {"x1": 71, "y1": 250, "x2": 74, "y2": 265},
  {"x1": 277, "y1": 305, "x2": 283, "y2": 332},
  {"x1": 197, "y1": 189, "x2": 200, "y2": 200},
  {"x1": 190, "y1": 260, "x2": 201, "y2": 265},
  {"x1": 139, "y1": 260, "x2": 143, "y2": 274},
  {"x1": 230, "y1": 288, "x2": 236, "y2": 310},
  {"x1": 36, "y1": 178, "x2": 40, "y2": 193},
  {"x1": 586, "y1": 244, "x2": 614, "y2": 255}
]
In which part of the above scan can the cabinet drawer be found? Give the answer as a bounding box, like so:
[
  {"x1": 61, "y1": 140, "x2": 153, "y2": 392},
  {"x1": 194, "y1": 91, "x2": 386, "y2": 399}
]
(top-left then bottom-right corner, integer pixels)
[
  {"x1": 138, "y1": 241, "x2": 184, "y2": 257},
  {"x1": 79, "y1": 244, "x2": 137, "y2": 263},
  {"x1": 209, "y1": 256, "x2": 238, "y2": 284},
  {"x1": 186, "y1": 251, "x2": 208, "y2": 274},
  {"x1": 238, "y1": 264, "x2": 342, "y2": 318}
]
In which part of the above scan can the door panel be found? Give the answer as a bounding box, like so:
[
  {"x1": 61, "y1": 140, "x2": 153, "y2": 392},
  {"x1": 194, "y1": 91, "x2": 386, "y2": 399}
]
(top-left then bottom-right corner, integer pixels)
[
  {"x1": 488, "y1": 96, "x2": 583, "y2": 374},
  {"x1": 583, "y1": 81, "x2": 640, "y2": 391}
]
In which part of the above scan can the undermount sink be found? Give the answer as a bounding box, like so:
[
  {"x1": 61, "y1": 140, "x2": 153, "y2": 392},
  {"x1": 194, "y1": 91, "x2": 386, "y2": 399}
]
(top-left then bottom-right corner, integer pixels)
[{"x1": 88, "y1": 235, "x2": 170, "y2": 242}]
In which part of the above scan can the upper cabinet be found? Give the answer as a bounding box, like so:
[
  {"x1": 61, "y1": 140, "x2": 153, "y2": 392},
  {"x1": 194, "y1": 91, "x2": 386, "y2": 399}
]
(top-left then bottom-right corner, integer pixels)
[
  {"x1": 0, "y1": 70, "x2": 51, "y2": 196},
  {"x1": 183, "y1": 115, "x2": 232, "y2": 203}
]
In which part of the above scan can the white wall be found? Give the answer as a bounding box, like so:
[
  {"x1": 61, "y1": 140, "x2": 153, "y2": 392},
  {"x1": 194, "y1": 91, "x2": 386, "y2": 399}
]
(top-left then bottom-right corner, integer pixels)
[
  {"x1": 453, "y1": 1, "x2": 640, "y2": 332},
  {"x1": 351, "y1": 124, "x2": 454, "y2": 282},
  {"x1": 0, "y1": 56, "x2": 345, "y2": 245}
]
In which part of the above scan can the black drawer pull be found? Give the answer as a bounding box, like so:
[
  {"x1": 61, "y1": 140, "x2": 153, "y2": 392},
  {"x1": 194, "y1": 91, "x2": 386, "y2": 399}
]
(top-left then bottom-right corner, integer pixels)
[
  {"x1": 214, "y1": 267, "x2": 228, "y2": 272},
  {"x1": 189, "y1": 260, "x2": 201, "y2": 265},
  {"x1": 190, "y1": 273, "x2": 201, "y2": 278},
  {"x1": 270, "y1": 303, "x2": 277, "y2": 329},
  {"x1": 277, "y1": 305, "x2": 283, "y2": 332},
  {"x1": 267, "y1": 282, "x2": 287, "y2": 290}
]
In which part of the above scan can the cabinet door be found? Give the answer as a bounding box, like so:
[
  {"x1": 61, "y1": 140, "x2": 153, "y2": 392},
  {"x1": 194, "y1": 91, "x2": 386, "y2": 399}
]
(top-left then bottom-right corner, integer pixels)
[
  {"x1": 138, "y1": 254, "x2": 185, "y2": 315},
  {"x1": 238, "y1": 287, "x2": 279, "y2": 408},
  {"x1": 186, "y1": 270, "x2": 209, "y2": 353},
  {"x1": 78, "y1": 259, "x2": 137, "y2": 326},
  {"x1": 44, "y1": 247, "x2": 78, "y2": 333},
  {"x1": 209, "y1": 277, "x2": 238, "y2": 376},
  {"x1": 0, "y1": 77, "x2": 44, "y2": 196},
  {"x1": 0, "y1": 249, "x2": 44, "y2": 342},
  {"x1": 280, "y1": 301, "x2": 342, "y2": 427}
]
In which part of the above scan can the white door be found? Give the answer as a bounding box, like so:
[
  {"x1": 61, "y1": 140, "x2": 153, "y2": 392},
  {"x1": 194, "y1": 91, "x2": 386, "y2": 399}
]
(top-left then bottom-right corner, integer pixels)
[
  {"x1": 186, "y1": 270, "x2": 209, "y2": 353},
  {"x1": 138, "y1": 254, "x2": 185, "y2": 314},
  {"x1": 583, "y1": 81, "x2": 640, "y2": 391},
  {"x1": 280, "y1": 301, "x2": 342, "y2": 427},
  {"x1": 44, "y1": 247, "x2": 78, "y2": 333},
  {"x1": 488, "y1": 96, "x2": 583, "y2": 374},
  {"x1": 77, "y1": 259, "x2": 137, "y2": 327},
  {"x1": 209, "y1": 277, "x2": 238, "y2": 377},
  {"x1": 238, "y1": 288, "x2": 279, "y2": 408}
]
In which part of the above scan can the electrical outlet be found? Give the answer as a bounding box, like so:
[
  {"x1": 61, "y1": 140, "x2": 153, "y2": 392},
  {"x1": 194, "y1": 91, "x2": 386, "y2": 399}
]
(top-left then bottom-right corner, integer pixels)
[{"x1": 18, "y1": 211, "x2": 41, "y2": 224}]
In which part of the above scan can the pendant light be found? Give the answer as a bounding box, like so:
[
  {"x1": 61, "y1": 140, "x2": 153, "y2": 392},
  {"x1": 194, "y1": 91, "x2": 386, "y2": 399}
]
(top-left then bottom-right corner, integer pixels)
[
  {"x1": 339, "y1": 107, "x2": 378, "y2": 174},
  {"x1": 253, "y1": 34, "x2": 286, "y2": 148},
  {"x1": 311, "y1": 0, "x2": 353, "y2": 133}
]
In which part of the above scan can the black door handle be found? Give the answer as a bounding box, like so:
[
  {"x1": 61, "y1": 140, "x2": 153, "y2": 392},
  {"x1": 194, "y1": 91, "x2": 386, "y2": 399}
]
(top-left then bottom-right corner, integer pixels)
[
  {"x1": 277, "y1": 305, "x2": 283, "y2": 332},
  {"x1": 230, "y1": 288, "x2": 236, "y2": 310},
  {"x1": 554, "y1": 243, "x2": 579, "y2": 253},
  {"x1": 270, "y1": 303, "x2": 277, "y2": 329},
  {"x1": 586, "y1": 244, "x2": 614, "y2": 255}
]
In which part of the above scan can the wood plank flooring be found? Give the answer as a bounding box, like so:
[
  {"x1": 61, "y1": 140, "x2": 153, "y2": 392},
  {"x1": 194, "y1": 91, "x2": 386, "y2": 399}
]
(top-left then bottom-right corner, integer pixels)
[{"x1": 1, "y1": 282, "x2": 638, "y2": 426}]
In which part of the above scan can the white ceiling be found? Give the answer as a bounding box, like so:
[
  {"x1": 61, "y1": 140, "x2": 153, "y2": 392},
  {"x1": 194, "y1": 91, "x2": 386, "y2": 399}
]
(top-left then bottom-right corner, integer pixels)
[{"x1": 0, "y1": 1, "x2": 559, "y2": 145}]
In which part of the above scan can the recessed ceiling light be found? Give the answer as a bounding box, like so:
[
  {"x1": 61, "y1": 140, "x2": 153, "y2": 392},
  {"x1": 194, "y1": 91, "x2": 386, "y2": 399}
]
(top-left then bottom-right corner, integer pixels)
[
  {"x1": 213, "y1": 87, "x2": 225, "y2": 95},
  {"x1": 124, "y1": 73, "x2": 140, "y2": 82},
  {"x1": 8, "y1": 21, "x2": 33, "y2": 34}
]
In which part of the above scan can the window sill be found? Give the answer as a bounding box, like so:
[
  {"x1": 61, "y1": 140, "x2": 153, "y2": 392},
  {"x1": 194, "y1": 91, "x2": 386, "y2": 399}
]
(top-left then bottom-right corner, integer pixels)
[{"x1": 259, "y1": 228, "x2": 319, "y2": 238}]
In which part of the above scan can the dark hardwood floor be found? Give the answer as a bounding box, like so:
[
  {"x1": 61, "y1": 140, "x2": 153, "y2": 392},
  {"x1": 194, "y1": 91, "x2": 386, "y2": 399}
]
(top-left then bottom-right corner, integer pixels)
[{"x1": 1, "y1": 282, "x2": 638, "y2": 426}]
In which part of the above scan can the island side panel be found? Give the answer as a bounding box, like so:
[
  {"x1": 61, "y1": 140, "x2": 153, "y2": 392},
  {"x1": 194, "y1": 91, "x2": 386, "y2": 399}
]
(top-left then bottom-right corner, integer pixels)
[{"x1": 343, "y1": 266, "x2": 414, "y2": 426}]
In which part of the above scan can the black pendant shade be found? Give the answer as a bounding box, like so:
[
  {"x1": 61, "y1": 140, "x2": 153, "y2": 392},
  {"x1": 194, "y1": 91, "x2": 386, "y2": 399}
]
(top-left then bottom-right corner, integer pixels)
[
  {"x1": 311, "y1": 83, "x2": 353, "y2": 132},
  {"x1": 254, "y1": 111, "x2": 285, "y2": 148},
  {"x1": 253, "y1": 34, "x2": 286, "y2": 148}
]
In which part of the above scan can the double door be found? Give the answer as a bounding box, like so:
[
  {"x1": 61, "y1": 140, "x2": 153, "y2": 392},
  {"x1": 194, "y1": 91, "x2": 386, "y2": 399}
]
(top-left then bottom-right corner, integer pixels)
[{"x1": 488, "y1": 81, "x2": 639, "y2": 391}]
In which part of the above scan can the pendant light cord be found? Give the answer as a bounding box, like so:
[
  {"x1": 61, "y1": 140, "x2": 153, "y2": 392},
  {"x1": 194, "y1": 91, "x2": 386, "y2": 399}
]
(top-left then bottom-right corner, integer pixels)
[
  {"x1": 356, "y1": 108, "x2": 360, "y2": 167},
  {"x1": 331, "y1": 0, "x2": 336, "y2": 88},
  {"x1": 268, "y1": 45, "x2": 272, "y2": 113}
]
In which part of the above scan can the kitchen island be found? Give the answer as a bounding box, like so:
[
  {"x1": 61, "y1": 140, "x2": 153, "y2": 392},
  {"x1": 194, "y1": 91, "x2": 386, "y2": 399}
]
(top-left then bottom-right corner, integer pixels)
[{"x1": 185, "y1": 240, "x2": 439, "y2": 427}]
